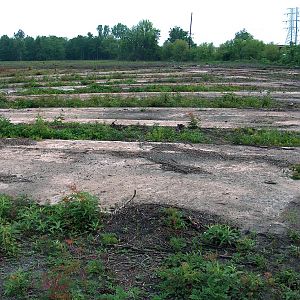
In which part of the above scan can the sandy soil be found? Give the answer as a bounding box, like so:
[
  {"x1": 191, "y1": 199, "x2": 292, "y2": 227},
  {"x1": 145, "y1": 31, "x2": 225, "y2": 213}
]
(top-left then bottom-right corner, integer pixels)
[
  {"x1": 1, "y1": 107, "x2": 300, "y2": 131},
  {"x1": 0, "y1": 139, "x2": 299, "y2": 233}
]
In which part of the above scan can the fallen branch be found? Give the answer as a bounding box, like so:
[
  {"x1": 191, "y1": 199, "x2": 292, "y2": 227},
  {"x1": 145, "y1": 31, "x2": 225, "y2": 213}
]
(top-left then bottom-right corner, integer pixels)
[{"x1": 107, "y1": 190, "x2": 137, "y2": 215}]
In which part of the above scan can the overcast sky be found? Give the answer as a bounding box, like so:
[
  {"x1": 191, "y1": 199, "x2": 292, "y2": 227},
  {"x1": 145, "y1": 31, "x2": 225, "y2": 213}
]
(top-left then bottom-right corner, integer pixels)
[{"x1": 1, "y1": 0, "x2": 299, "y2": 45}]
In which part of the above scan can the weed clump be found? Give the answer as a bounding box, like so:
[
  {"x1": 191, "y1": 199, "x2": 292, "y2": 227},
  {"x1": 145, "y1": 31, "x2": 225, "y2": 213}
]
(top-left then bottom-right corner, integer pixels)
[
  {"x1": 291, "y1": 164, "x2": 300, "y2": 180},
  {"x1": 163, "y1": 208, "x2": 187, "y2": 230},
  {"x1": 201, "y1": 224, "x2": 240, "y2": 247},
  {"x1": 3, "y1": 268, "x2": 30, "y2": 297},
  {"x1": 0, "y1": 191, "x2": 102, "y2": 257},
  {"x1": 156, "y1": 252, "x2": 263, "y2": 299}
]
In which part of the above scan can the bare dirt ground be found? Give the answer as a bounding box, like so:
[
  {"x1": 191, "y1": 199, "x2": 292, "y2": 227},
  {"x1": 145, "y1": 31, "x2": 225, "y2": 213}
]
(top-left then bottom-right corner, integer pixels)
[
  {"x1": 1, "y1": 107, "x2": 300, "y2": 130},
  {"x1": 0, "y1": 139, "x2": 299, "y2": 233}
]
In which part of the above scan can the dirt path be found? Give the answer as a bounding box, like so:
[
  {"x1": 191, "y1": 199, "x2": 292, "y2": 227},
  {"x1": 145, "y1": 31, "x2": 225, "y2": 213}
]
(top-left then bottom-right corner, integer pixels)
[
  {"x1": 0, "y1": 139, "x2": 299, "y2": 233},
  {"x1": 1, "y1": 107, "x2": 300, "y2": 130}
]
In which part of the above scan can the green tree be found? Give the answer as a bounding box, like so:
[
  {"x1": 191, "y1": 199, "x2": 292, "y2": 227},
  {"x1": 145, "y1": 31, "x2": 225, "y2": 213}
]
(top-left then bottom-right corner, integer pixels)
[
  {"x1": 216, "y1": 29, "x2": 262, "y2": 61},
  {"x1": 192, "y1": 43, "x2": 215, "y2": 61},
  {"x1": 0, "y1": 35, "x2": 14, "y2": 60},
  {"x1": 263, "y1": 43, "x2": 280, "y2": 62},
  {"x1": 120, "y1": 20, "x2": 160, "y2": 60},
  {"x1": 235, "y1": 29, "x2": 253, "y2": 41},
  {"x1": 167, "y1": 26, "x2": 189, "y2": 43},
  {"x1": 97, "y1": 25, "x2": 110, "y2": 38},
  {"x1": 112, "y1": 23, "x2": 129, "y2": 39}
]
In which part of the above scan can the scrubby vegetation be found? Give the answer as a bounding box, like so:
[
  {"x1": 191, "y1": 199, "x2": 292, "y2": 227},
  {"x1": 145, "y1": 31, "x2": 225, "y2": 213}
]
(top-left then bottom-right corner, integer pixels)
[
  {"x1": 0, "y1": 94, "x2": 277, "y2": 109},
  {"x1": 0, "y1": 192, "x2": 299, "y2": 299},
  {"x1": 0, "y1": 117, "x2": 299, "y2": 147}
]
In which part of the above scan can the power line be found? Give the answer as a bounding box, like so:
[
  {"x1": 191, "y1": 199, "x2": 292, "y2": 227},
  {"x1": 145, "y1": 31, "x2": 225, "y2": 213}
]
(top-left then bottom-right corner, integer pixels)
[{"x1": 284, "y1": 7, "x2": 299, "y2": 45}]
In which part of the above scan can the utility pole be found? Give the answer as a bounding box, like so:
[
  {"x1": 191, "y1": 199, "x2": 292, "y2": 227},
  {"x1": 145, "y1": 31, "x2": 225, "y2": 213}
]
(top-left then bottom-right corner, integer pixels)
[
  {"x1": 189, "y1": 12, "x2": 193, "y2": 49},
  {"x1": 296, "y1": 7, "x2": 299, "y2": 45},
  {"x1": 285, "y1": 7, "x2": 299, "y2": 45}
]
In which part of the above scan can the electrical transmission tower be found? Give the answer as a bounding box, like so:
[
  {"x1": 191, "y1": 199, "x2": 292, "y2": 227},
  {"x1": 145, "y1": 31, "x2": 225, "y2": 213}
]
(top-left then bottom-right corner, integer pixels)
[{"x1": 285, "y1": 7, "x2": 299, "y2": 45}]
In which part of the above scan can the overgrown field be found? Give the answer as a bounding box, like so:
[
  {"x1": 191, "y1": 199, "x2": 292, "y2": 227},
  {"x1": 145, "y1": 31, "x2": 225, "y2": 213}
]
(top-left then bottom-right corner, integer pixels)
[{"x1": 0, "y1": 61, "x2": 299, "y2": 299}]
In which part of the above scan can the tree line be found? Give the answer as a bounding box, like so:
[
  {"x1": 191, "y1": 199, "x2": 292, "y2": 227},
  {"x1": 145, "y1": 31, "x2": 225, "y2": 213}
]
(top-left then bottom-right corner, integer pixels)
[{"x1": 0, "y1": 20, "x2": 299, "y2": 64}]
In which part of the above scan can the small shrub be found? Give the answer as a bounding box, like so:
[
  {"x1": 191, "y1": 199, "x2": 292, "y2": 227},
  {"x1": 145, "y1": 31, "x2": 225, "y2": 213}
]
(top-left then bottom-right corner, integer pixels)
[{"x1": 60, "y1": 191, "x2": 102, "y2": 233}]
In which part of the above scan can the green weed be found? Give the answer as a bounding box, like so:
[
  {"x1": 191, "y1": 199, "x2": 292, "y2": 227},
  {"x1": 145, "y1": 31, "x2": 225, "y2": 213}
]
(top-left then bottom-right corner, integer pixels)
[
  {"x1": 0, "y1": 223, "x2": 19, "y2": 256},
  {"x1": 163, "y1": 208, "x2": 187, "y2": 230},
  {"x1": 169, "y1": 237, "x2": 187, "y2": 252},
  {"x1": 291, "y1": 164, "x2": 300, "y2": 180},
  {"x1": 3, "y1": 268, "x2": 31, "y2": 297},
  {"x1": 236, "y1": 237, "x2": 256, "y2": 252},
  {"x1": 201, "y1": 224, "x2": 240, "y2": 247},
  {"x1": 230, "y1": 128, "x2": 300, "y2": 147},
  {"x1": 100, "y1": 233, "x2": 119, "y2": 246},
  {"x1": 86, "y1": 259, "x2": 105, "y2": 276},
  {"x1": 289, "y1": 245, "x2": 300, "y2": 258},
  {"x1": 0, "y1": 194, "x2": 14, "y2": 221},
  {"x1": 288, "y1": 229, "x2": 300, "y2": 244},
  {"x1": 0, "y1": 94, "x2": 280, "y2": 110},
  {"x1": 157, "y1": 252, "x2": 263, "y2": 299},
  {"x1": 187, "y1": 112, "x2": 200, "y2": 129}
]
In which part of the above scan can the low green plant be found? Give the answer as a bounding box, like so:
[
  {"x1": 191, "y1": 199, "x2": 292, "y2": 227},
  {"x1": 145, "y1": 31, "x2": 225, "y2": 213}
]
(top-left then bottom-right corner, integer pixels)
[
  {"x1": 291, "y1": 164, "x2": 300, "y2": 180},
  {"x1": 157, "y1": 252, "x2": 263, "y2": 299},
  {"x1": 289, "y1": 245, "x2": 300, "y2": 258},
  {"x1": 169, "y1": 237, "x2": 187, "y2": 252},
  {"x1": 99, "y1": 286, "x2": 142, "y2": 300},
  {"x1": 101, "y1": 233, "x2": 118, "y2": 246},
  {"x1": 0, "y1": 194, "x2": 13, "y2": 221},
  {"x1": 3, "y1": 268, "x2": 31, "y2": 297},
  {"x1": 33, "y1": 237, "x2": 67, "y2": 256},
  {"x1": 281, "y1": 289, "x2": 300, "y2": 300},
  {"x1": 246, "y1": 253, "x2": 267, "y2": 270},
  {"x1": 231, "y1": 128, "x2": 300, "y2": 147},
  {"x1": 0, "y1": 223, "x2": 19, "y2": 255},
  {"x1": 187, "y1": 112, "x2": 199, "y2": 129},
  {"x1": 0, "y1": 94, "x2": 280, "y2": 109},
  {"x1": 86, "y1": 259, "x2": 105, "y2": 276},
  {"x1": 202, "y1": 224, "x2": 240, "y2": 247},
  {"x1": 237, "y1": 237, "x2": 256, "y2": 252},
  {"x1": 163, "y1": 208, "x2": 187, "y2": 230},
  {"x1": 2, "y1": 118, "x2": 298, "y2": 147},
  {"x1": 275, "y1": 269, "x2": 300, "y2": 290},
  {"x1": 17, "y1": 191, "x2": 102, "y2": 235},
  {"x1": 60, "y1": 191, "x2": 102, "y2": 233},
  {"x1": 288, "y1": 229, "x2": 300, "y2": 244}
]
